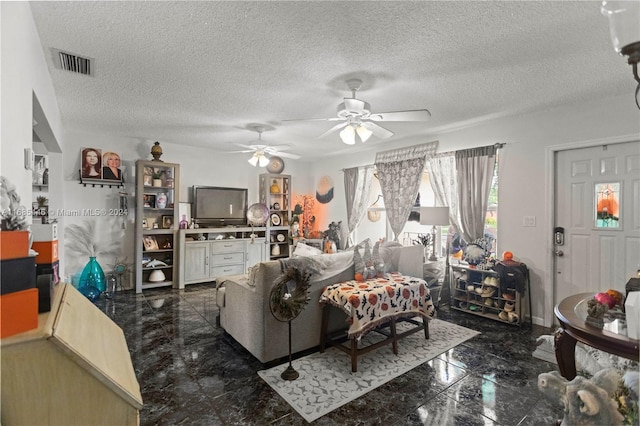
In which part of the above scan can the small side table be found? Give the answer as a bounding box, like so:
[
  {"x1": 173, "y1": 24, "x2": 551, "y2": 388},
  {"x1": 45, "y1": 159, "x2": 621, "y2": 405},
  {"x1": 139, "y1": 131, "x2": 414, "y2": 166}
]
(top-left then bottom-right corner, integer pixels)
[{"x1": 554, "y1": 292, "x2": 639, "y2": 380}]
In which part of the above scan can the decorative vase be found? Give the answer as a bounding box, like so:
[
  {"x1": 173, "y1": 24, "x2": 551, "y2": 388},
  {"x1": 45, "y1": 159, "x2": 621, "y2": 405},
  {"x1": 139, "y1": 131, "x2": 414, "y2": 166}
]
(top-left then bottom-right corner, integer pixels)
[
  {"x1": 270, "y1": 180, "x2": 280, "y2": 194},
  {"x1": 271, "y1": 244, "x2": 281, "y2": 256},
  {"x1": 179, "y1": 214, "x2": 188, "y2": 229},
  {"x1": 156, "y1": 193, "x2": 167, "y2": 209},
  {"x1": 78, "y1": 257, "x2": 106, "y2": 301},
  {"x1": 151, "y1": 141, "x2": 163, "y2": 161}
]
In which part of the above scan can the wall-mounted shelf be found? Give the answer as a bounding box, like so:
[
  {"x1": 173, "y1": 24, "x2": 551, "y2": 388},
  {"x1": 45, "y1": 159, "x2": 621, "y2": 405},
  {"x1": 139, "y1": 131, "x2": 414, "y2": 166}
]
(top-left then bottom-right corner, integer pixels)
[{"x1": 78, "y1": 171, "x2": 124, "y2": 188}]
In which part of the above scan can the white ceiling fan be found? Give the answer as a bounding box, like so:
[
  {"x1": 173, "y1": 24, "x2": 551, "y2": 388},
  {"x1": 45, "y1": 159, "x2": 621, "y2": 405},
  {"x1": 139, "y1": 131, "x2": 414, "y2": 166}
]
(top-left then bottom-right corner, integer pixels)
[
  {"x1": 231, "y1": 126, "x2": 301, "y2": 167},
  {"x1": 285, "y1": 78, "x2": 431, "y2": 145}
]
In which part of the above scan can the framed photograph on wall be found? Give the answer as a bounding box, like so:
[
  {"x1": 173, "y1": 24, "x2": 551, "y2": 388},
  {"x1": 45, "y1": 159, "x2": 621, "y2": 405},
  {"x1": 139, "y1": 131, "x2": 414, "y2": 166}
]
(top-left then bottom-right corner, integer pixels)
[
  {"x1": 80, "y1": 147, "x2": 103, "y2": 179},
  {"x1": 101, "y1": 151, "x2": 123, "y2": 181}
]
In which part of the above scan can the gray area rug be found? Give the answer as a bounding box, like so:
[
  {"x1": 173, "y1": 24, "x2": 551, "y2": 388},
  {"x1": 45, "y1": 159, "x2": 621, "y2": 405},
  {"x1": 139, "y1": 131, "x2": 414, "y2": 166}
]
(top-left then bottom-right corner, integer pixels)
[{"x1": 257, "y1": 318, "x2": 480, "y2": 423}]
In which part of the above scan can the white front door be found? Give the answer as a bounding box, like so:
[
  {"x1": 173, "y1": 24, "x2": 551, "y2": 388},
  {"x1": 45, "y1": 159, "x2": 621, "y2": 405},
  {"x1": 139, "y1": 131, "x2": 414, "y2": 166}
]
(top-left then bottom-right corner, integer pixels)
[{"x1": 554, "y1": 140, "x2": 640, "y2": 309}]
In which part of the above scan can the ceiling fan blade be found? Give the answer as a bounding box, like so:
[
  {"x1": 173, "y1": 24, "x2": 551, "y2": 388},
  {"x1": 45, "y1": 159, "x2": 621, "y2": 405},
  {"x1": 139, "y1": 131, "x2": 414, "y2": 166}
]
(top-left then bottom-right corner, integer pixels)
[
  {"x1": 225, "y1": 150, "x2": 254, "y2": 154},
  {"x1": 264, "y1": 145, "x2": 292, "y2": 151},
  {"x1": 235, "y1": 143, "x2": 270, "y2": 151},
  {"x1": 368, "y1": 109, "x2": 431, "y2": 122},
  {"x1": 319, "y1": 121, "x2": 348, "y2": 138},
  {"x1": 282, "y1": 117, "x2": 344, "y2": 122},
  {"x1": 274, "y1": 151, "x2": 301, "y2": 160},
  {"x1": 361, "y1": 121, "x2": 394, "y2": 139}
]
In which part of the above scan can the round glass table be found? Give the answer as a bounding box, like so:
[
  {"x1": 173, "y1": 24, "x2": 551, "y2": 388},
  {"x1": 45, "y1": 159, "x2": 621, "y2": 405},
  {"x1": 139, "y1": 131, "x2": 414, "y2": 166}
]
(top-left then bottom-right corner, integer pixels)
[{"x1": 554, "y1": 292, "x2": 639, "y2": 380}]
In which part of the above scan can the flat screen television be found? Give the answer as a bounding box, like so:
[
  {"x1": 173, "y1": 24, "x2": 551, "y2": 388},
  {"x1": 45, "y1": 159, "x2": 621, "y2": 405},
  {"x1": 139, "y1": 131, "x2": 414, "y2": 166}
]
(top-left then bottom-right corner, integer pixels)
[{"x1": 192, "y1": 186, "x2": 248, "y2": 227}]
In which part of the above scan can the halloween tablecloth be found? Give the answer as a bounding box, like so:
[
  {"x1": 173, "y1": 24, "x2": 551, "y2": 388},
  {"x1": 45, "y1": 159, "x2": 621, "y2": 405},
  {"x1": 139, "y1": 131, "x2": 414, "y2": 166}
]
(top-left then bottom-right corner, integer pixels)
[{"x1": 320, "y1": 272, "x2": 436, "y2": 340}]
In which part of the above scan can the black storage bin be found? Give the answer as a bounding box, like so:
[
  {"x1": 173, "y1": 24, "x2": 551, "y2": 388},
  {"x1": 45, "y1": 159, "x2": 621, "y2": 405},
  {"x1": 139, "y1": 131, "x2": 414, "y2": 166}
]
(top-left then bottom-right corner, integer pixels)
[{"x1": 0, "y1": 256, "x2": 36, "y2": 295}]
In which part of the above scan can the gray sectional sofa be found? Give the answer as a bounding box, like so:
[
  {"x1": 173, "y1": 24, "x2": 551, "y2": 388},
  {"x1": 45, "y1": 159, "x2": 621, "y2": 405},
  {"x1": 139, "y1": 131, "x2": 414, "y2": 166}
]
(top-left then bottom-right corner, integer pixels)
[{"x1": 215, "y1": 244, "x2": 425, "y2": 363}]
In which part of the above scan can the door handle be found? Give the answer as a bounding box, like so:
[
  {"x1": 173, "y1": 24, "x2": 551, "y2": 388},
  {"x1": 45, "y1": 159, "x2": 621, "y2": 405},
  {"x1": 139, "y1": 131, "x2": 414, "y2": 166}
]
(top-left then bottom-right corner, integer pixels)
[{"x1": 554, "y1": 249, "x2": 564, "y2": 257}]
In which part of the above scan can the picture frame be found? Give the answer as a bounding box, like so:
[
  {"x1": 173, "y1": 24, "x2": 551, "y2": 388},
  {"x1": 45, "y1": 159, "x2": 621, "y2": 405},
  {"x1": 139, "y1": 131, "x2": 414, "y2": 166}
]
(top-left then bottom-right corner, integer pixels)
[
  {"x1": 162, "y1": 215, "x2": 174, "y2": 229},
  {"x1": 143, "y1": 235, "x2": 159, "y2": 251},
  {"x1": 178, "y1": 202, "x2": 192, "y2": 224},
  {"x1": 80, "y1": 147, "x2": 103, "y2": 179},
  {"x1": 270, "y1": 212, "x2": 281, "y2": 226},
  {"x1": 143, "y1": 194, "x2": 156, "y2": 208},
  {"x1": 143, "y1": 175, "x2": 152, "y2": 186}
]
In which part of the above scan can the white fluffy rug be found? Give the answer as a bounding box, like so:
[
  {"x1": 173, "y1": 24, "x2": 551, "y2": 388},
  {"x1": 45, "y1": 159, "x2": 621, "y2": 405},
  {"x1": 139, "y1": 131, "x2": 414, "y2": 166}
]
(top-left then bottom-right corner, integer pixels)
[{"x1": 257, "y1": 318, "x2": 480, "y2": 423}]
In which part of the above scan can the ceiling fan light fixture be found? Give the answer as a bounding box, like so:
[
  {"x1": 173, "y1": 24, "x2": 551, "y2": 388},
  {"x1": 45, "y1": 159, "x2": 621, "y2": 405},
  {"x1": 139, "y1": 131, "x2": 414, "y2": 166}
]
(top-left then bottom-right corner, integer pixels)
[
  {"x1": 248, "y1": 152, "x2": 270, "y2": 167},
  {"x1": 258, "y1": 155, "x2": 270, "y2": 167},
  {"x1": 339, "y1": 125, "x2": 356, "y2": 145},
  {"x1": 356, "y1": 125, "x2": 373, "y2": 142},
  {"x1": 601, "y1": 0, "x2": 640, "y2": 108}
]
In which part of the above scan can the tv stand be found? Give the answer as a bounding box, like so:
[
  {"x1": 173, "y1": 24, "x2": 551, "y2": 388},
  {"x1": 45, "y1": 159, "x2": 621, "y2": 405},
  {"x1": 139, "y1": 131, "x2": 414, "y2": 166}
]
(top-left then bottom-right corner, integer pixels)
[{"x1": 177, "y1": 227, "x2": 268, "y2": 288}]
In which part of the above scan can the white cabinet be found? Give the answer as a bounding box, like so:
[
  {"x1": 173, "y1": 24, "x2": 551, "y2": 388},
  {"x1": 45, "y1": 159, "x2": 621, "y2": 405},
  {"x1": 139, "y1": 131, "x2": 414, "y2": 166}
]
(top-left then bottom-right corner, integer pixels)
[
  {"x1": 247, "y1": 238, "x2": 266, "y2": 267},
  {"x1": 178, "y1": 228, "x2": 268, "y2": 287},
  {"x1": 183, "y1": 242, "x2": 210, "y2": 283},
  {"x1": 209, "y1": 239, "x2": 245, "y2": 278}
]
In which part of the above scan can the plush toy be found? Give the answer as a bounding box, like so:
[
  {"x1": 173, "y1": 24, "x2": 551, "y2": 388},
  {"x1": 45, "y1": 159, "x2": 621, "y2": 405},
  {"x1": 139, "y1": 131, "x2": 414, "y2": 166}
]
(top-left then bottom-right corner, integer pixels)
[
  {"x1": 354, "y1": 246, "x2": 375, "y2": 282},
  {"x1": 372, "y1": 241, "x2": 385, "y2": 277},
  {"x1": 538, "y1": 369, "x2": 626, "y2": 426},
  {"x1": 324, "y1": 221, "x2": 344, "y2": 250}
]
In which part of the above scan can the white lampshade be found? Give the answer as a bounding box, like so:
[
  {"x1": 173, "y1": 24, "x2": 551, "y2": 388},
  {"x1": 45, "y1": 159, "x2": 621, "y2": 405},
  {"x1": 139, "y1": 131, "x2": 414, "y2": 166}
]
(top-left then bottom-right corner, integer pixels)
[
  {"x1": 601, "y1": 1, "x2": 640, "y2": 53},
  {"x1": 419, "y1": 206, "x2": 450, "y2": 226},
  {"x1": 248, "y1": 152, "x2": 269, "y2": 167},
  {"x1": 356, "y1": 125, "x2": 372, "y2": 142},
  {"x1": 339, "y1": 125, "x2": 356, "y2": 145}
]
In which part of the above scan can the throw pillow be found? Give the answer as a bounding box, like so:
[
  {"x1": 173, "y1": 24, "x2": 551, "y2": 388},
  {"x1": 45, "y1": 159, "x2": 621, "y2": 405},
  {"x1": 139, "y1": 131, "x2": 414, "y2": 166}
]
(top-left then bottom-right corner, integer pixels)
[{"x1": 293, "y1": 242, "x2": 323, "y2": 257}]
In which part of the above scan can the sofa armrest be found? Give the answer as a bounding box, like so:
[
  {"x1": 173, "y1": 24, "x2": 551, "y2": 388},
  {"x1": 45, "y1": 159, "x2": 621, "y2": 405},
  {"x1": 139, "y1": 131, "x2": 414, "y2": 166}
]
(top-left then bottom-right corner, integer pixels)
[{"x1": 216, "y1": 273, "x2": 248, "y2": 290}]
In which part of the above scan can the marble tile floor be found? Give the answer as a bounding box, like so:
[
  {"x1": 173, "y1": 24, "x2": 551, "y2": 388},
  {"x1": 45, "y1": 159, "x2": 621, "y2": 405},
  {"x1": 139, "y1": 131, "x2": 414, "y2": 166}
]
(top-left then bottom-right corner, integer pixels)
[{"x1": 95, "y1": 284, "x2": 564, "y2": 425}]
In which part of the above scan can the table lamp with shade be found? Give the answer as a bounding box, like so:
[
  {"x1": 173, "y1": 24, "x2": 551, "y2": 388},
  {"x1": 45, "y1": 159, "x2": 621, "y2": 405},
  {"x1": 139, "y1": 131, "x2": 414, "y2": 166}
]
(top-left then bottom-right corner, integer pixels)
[{"x1": 420, "y1": 206, "x2": 450, "y2": 261}]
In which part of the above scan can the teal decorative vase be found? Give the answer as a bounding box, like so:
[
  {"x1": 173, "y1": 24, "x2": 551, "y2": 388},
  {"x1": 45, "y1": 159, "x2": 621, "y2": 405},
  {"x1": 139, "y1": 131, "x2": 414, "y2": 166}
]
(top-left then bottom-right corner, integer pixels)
[{"x1": 78, "y1": 256, "x2": 106, "y2": 301}]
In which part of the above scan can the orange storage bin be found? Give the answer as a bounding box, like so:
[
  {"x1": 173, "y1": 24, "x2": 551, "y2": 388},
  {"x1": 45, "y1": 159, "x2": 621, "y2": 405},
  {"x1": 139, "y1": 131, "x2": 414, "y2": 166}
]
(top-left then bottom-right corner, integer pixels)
[
  {"x1": 0, "y1": 288, "x2": 39, "y2": 338},
  {"x1": 0, "y1": 231, "x2": 29, "y2": 260},
  {"x1": 32, "y1": 240, "x2": 58, "y2": 264}
]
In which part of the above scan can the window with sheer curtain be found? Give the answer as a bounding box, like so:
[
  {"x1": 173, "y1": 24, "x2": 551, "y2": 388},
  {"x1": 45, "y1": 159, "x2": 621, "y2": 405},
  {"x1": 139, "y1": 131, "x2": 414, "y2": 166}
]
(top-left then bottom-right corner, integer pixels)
[{"x1": 358, "y1": 151, "x2": 499, "y2": 258}]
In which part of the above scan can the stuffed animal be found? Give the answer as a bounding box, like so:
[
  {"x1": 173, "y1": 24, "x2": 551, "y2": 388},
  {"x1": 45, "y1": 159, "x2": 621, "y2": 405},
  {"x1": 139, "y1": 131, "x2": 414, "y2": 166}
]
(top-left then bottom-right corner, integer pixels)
[
  {"x1": 538, "y1": 369, "x2": 625, "y2": 425},
  {"x1": 324, "y1": 221, "x2": 343, "y2": 250}
]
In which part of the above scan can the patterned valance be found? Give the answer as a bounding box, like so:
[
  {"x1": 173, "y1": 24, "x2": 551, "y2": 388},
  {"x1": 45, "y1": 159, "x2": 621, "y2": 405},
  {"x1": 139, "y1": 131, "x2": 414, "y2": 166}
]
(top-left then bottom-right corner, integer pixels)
[{"x1": 374, "y1": 141, "x2": 439, "y2": 164}]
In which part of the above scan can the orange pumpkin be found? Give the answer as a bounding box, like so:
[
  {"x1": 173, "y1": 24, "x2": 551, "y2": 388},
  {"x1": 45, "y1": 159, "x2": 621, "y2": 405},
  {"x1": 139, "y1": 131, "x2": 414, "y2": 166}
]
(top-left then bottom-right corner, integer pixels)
[
  {"x1": 502, "y1": 251, "x2": 514, "y2": 261},
  {"x1": 354, "y1": 272, "x2": 364, "y2": 282},
  {"x1": 606, "y1": 289, "x2": 623, "y2": 306}
]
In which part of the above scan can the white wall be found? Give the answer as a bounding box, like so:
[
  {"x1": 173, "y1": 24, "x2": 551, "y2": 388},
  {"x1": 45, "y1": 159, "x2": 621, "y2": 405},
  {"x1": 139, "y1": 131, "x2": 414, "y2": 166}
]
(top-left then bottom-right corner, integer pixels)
[{"x1": 1, "y1": 2, "x2": 64, "y2": 211}]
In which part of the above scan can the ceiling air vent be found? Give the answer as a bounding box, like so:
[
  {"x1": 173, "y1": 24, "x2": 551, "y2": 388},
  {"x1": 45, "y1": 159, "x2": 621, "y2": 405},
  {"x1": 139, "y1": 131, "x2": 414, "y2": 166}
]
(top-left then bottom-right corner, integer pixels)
[{"x1": 54, "y1": 49, "x2": 93, "y2": 76}]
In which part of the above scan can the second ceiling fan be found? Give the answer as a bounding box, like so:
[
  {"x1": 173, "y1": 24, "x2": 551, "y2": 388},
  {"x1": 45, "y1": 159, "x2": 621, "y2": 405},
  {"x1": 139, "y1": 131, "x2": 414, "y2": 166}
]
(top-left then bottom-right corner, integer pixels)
[
  {"x1": 286, "y1": 78, "x2": 431, "y2": 145},
  {"x1": 232, "y1": 125, "x2": 301, "y2": 167}
]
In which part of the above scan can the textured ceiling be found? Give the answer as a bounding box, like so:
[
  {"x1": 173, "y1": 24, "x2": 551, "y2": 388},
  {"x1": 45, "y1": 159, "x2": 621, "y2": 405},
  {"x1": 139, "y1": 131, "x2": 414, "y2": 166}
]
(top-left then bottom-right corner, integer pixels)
[{"x1": 29, "y1": 1, "x2": 633, "y2": 160}]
